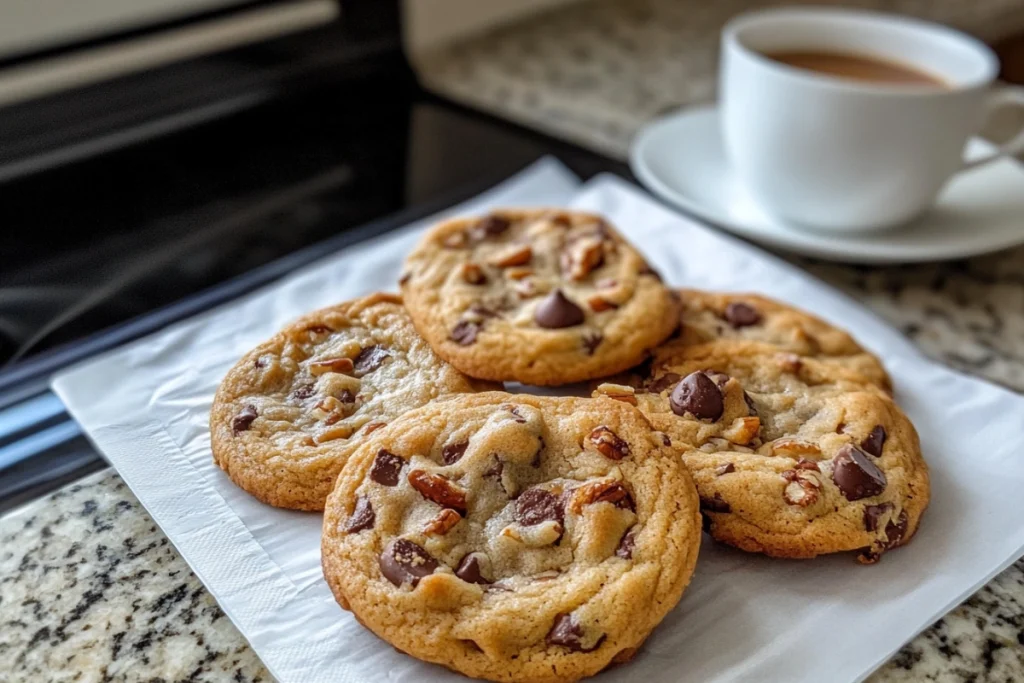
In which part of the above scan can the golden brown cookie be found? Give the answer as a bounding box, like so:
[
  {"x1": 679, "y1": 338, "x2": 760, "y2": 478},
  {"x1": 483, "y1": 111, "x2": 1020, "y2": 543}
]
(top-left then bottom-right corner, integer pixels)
[
  {"x1": 210, "y1": 293, "x2": 496, "y2": 511},
  {"x1": 321, "y1": 392, "x2": 702, "y2": 682},
  {"x1": 676, "y1": 290, "x2": 891, "y2": 389},
  {"x1": 399, "y1": 210, "x2": 679, "y2": 385},
  {"x1": 594, "y1": 341, "x2": 929, "y2": 562}
]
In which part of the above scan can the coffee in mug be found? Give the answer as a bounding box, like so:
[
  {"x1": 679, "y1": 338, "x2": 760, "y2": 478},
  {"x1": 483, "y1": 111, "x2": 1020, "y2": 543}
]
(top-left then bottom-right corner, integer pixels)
[{"x1": 764, "y1": 50, "x2": 947, "y2": 87}]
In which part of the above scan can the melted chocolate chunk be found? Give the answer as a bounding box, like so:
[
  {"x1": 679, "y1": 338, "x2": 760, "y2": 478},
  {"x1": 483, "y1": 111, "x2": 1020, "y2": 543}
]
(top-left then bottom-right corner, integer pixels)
[
  {"x1": 670, "y1": 372, "x2": 724, "y2": 420},
  {"x1": 744, "y1": 391, "x2": 758, "y2": 417},
  {"x1": 832, "y1": 444, "x2": 887, "y2": 501},
  {"x1": 379, "y1": 539, "x2": 438, "y2": 587},
  {"x1": 534, "y1": 290, "x2": 585, "y2": 328},
  {"x1": 699, "y1": 492, "x2": 731, "y2": 513},
  {"x1": 860, "y1": 425, "x2": 887, "y2": 457},
  {"x1": 724, "y1": 302, "x2": 762, "y2": 327},
  {"x1": 455, "y1": 553, "x2": 491, "y2": 584},
  {"x1": 338, "y1": 389, "x2": 356, "y2": 403},
  {"x1": 863, "y1": 502, "x2": 894, "y2": 532},
  {"x1": 472, "y1": 215, "x2": 511, "y2": 240},
  {"x1": 515, "y1": 488, "x2": 564, "y2": 526},
  {"x1": 370, "y1": 449, "x2": 405, "y2": 487},
  {"x1": 582, "y1": 332, "x2": 603, "y2": 355},
  {"x1": 441, "y1": 441, "x2": 469, "y2": 465},
  {"x1": 547, "y1": 614, "x2": 604, "y2": 652},
  {"x1": 616, "y1": 527, "x2": 637, "y2": 559},
  {"x1": 451, "y1": 320, "x2": 480, "y2": 345},
  {"x1": 647, "y1": 372, "x2": 681, "y2": 394},
  {"x1": 291, "y1": 384, "x2": 315, "y2": 400},
  {"x1": 884, "y1": 510, "x2": 909, "y2": 549},
  {"x1": 344, "y1": 496, "x2": 375, "y2": 533},
  {"x1": 715, "y1": 463, "x2": 736, "y2": 476},
  {"x1": 705, "y1": 371, "x2": 730, "y2": 388},
  {"x1": 353, "y1": 346, "x2": 390, "y2": 377},
  {"x1": 232, "y1": 405, "x2": 258, "y2": 435}
]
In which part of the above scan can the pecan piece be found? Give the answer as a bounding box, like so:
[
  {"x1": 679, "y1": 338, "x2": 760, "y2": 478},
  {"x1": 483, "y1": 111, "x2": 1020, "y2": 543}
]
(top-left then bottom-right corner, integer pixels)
[
  {"x1": 723, "y1": 416, "x2": 760, "y2": 445},
  {"x1": 593, "y1": 383, "x2": 637, "y2": 406},
  {"x1": 488, "y1": 244, "x2": 533, "y2": 268},
  {"x1": 568, "y1": 480, "x2": 634, "y2": 514},
  {"x1": 408, "y1": 469, "x2": 467, "y2": 514},
  {"x1": 588, "y1": 295, "x2": 618, "y2": 312},
  {"x1": 586, "y1": 426, "x2": 631, "y2": 460},
  {"x1": 423, "y1": 508, "x2": 462, "y2": 536},
  {"x1": 781, "y1": 469, "x2": 821, "y2": 507},
  {"x1": 561, "y1": 237, "x2": 604, "y2": 280},
  {"x1": 309, "y1": 357, "x2": 354, "y2": 376},
  {"x1": 461, "y1": 263, "x2": 486, "y2": 285},
  {"x1": 771, "y1": 439, "x2": 821, "y2": 458}
]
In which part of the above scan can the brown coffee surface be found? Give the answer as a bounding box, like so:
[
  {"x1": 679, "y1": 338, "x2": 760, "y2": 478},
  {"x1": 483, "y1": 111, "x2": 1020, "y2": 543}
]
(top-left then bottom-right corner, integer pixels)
[{"x1": 765, "y1": 50, "x2": 947, "y2": 87}]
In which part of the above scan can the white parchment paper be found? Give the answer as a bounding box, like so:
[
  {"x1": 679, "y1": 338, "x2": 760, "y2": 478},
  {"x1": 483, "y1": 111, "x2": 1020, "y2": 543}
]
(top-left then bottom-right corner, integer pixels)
[{"x1": 53, "y1": 159, "x2": 1024, "y2": 683}]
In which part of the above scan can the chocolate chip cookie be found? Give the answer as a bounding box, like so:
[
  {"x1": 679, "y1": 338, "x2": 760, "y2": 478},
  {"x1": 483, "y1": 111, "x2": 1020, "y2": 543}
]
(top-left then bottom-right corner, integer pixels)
[
  {"x1": 594, "y1": 341, "x2": 929, "y2": 562},
  {"x1": 321, "y1": 392, "x2": 702, "y2": 682},
  {"x1": 210, "y1": 293, "x2": 496, "y2": 511},
  {"x1": 676, "y1": 290, "x2": 891, "y2": 389},
  {"x1": 399, "y1": 210, "x2": 679, "y2": 385}
]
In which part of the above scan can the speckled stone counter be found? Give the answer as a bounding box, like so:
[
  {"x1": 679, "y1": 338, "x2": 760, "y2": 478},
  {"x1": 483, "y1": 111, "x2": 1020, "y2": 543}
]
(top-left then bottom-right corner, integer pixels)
[{"x1": 5, "y1": 0, "x2": 1024, "y2": 681}]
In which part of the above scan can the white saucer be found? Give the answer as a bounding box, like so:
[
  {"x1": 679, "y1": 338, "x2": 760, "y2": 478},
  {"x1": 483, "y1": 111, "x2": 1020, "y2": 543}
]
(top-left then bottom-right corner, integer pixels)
[{"x1": 630, "y1": 104, "x2": 1024, "y2": 264}]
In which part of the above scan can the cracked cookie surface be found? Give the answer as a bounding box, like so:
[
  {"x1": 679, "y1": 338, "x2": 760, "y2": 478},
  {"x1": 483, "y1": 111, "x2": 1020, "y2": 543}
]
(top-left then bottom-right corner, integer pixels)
[
  {"x1": 400, "y1": 210, "x2": 679, "y2": 385},
  {"x1": 596, "y1": 341, "x2": 929, "y2": 562},
  {"x1": 676, "y1": 290, "x2": 891, "y2": 389},
  {"x1": 321, "y1": 392, "x2": 701, "y2": 683},
  {"x1": 210, "y1": 293, "x2": 496, "y2": 511}
]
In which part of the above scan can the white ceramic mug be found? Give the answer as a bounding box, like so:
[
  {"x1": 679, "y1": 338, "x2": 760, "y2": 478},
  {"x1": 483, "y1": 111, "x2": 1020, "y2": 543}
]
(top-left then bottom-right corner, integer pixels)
[{"x1": 720, "y1": 7, "x2": 1024, "y2": 232}]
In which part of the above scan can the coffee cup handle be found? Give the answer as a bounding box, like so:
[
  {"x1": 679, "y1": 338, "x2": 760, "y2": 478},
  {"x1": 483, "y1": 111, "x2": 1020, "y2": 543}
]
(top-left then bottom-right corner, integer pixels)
[{"x1": 961, "y1": 86, "x2": 1024, "y2": 172}]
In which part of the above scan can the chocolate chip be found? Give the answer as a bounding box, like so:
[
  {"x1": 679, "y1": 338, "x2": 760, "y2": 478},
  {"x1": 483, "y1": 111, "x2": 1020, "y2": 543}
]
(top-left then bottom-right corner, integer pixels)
[
  {"x1": 483, "y1": 457, "x2": 506, "y2": 492},
  {"x1": 441, "y1": 441, "x2": 469, "y2": 465},
  {"x1": 455, "y1": 553, "x2": 491, "y2": 584},
  {"x1": 399, "y1": 272, "x2": 411, "y2": 285},
  {"x1": 531, "y1": 435, "x2": 544, "y2": 467},
  {"x1": 379, "y1": 539, "x2": 438, "y2": 587},
  {"x1": 338, "y1": 389, "x2": 356, "y2": 404},
  {"x1": 472, "y1": 215, "x2": 510, "y2": 240},
  {"x1": 582, "y1": 332, "x2": 603, "y2": 355},
  {"x1": 884, "y1": 510, "x2": 909, "y2": 548},
  {"x1": 344, "y1": 496, "x2": 375, "y2": 533},
  {"x1": 861, "y1": 425, "x2": 887, "y2": 457},
  {"x1": 468, "y1": 304, "x2": 499, "y2": 319},
  {"x1": 370, "y1": 449, "x2": 404, "y2": 486},
  {"x1": 699, "y1": 492, "x2": 731, "y2": 513},
  {"x1": 670, "y1": 372, "x2": 724, "y2": 420},
  {"x1": 616, "y1": 527, "x2": 637, "y2": 559},
  {"x1": 744, "y1": 391, "x2": 758, "y2": 417},
  {"x1": 515, "y1": 488, "x2": 564, "y2": 526},
  {"x1": 451, "y1": 320, "x2": 480, "y2": 345},
  {"x1": 353, "y1": 346, "x2": 389, "y2": 377},
  {"x1": 837, "y1": 422, "x2": 847, "y2": 434},
  {"x1": 291, "y1": 384, "x2": 315, "y2": 400},
  {"x1": 547, "y1": 614, "x2": 604, "y2": 652},
  {"x1": 534, "y1": 290, "x2": 585, "y2": 328},
  {"x1": 647, "y1": 372, "x2": 681, "y2": 394},
  {"x1": 254, "y1": 357, "x2": 266, "y2": 368},
  {"x1": 863, "y1": 502, "x2": 894, "y2": 532},
  {"x1": 705, "y1": 371, "x2": 730, "y2": 388},
  {"x1": 715, "y1": 463, "x2": 735, "y2": 476},
  {"x1": 660, "y1": 433, "x2": 672, "y2": 446},
  {"x1": 232, "y1": 405, "x2": 258, "y2": 435},
  {"x1": 724, "y1": 302, "x2": 761, "y2": 327},
  {"x1": 832, "y1": 444, "x2": 887, "y2": 501}
]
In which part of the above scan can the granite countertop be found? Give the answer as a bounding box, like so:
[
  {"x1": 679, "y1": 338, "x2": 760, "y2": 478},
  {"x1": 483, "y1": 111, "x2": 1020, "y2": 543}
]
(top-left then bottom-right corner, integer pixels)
[{"x1": 5, "y1": 0, "x2": 1024, "y2": 681}]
